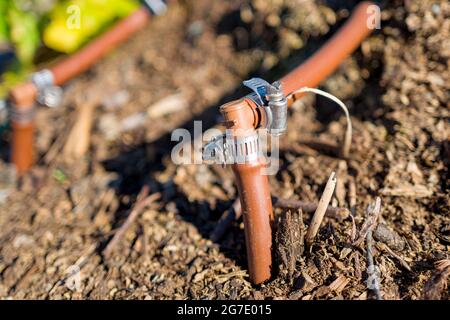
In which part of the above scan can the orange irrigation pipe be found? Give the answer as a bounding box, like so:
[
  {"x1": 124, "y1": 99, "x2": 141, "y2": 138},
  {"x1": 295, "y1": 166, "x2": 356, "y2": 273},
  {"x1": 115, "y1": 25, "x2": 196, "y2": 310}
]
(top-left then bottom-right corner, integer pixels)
[
  {"x1": 8, "y1": 2, "x2": 168, "y2": 174},
  {"x1": 206, "y1": 1, "x2": 375, "y2": 284}
]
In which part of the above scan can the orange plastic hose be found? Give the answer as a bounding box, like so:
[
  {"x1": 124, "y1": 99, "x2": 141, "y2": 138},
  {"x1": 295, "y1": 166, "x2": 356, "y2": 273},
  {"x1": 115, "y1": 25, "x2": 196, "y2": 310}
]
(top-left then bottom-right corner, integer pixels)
[{"x1": 281, "y1": 1, "x2": 374, "y2": 97}]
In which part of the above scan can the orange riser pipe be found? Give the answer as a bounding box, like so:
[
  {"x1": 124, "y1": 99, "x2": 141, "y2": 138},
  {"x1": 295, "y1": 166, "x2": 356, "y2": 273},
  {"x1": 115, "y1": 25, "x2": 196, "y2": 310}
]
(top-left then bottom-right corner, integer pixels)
[
  {"x1": 220, "y1": 99, "x2": 273, "y2": 284},
  {"x1": 233, "y1": 163, "x2": 273, "y2": 284},
  {"x1": 11, "y1": 122, "x2": 35, "y2": 173}
]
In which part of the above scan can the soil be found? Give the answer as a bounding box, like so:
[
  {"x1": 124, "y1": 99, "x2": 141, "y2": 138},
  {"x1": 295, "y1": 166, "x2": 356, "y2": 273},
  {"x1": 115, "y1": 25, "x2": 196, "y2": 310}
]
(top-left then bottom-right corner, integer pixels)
[{"x1": 0, "y1": 0, "x2": 448, "y2": 300}]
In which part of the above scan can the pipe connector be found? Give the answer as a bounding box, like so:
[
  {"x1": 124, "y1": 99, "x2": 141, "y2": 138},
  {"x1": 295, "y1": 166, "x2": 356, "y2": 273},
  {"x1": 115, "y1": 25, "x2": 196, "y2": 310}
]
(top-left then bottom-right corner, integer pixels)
[{"x1": 267, "y1": 81, "x2": 287, "y2": 136}]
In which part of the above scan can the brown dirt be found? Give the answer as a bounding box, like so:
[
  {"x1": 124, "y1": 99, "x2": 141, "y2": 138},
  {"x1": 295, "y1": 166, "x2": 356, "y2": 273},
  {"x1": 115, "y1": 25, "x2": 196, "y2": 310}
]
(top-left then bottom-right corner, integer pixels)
[{"x1": 0, "y1": 0, "x2": 448, "y2": 300}]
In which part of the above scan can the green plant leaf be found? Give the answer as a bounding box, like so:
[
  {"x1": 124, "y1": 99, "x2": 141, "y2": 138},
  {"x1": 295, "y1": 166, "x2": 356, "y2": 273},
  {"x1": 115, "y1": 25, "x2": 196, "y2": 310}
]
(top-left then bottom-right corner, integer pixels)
[
  {"x1": 0, "y1": 0, "x2": 9, "y2": 43},
  {"x1": 7, "y1": 3, "x2": 40, "y2": 65}
]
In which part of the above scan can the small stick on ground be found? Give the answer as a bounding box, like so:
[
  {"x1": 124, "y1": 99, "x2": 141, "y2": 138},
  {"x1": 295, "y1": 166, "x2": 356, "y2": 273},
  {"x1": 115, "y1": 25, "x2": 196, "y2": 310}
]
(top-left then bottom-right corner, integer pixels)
[
  {"x1": 364, "y1": 197, "x2": 382, "y2": 300},
  {"x1": 305, "y1": 172, "x2": 337, "y2": 247},
  {"x1": 147, "y1": 93, "x2": 187, "y2": 119},
  {"x1": 335, "y1": 160, "x2": 348, "y2": 207},
  {"x1": 43, "y1": 117, "x2": 75, "y2": 165},
  {"x1": 210, "y1": 199, "x2": 241, "y2": 242},
  {"x1": 348, "y1": 176, "x2": 357, "y2": 212},
  {"x1": 63, "y1": 99, "x2": 98, "y2": 160},
  {"x1": 210, "y1": 194, "x2": 348, "y2": 242},
  {"x1": 273, "y1": 197, "x2": 348, "y2": 220},
  {"x1": 377, "y1": 242, "x2": 411, "y2": 272},
  {"x1": 102, "y1": 186, "x2": 160, "y2": 259},
  {"x1": 46, "y1": 243, "x2": 97, "y2": 297},
  {"x1": 353, "y1": 197, "x2": 382, "y2": 247}
]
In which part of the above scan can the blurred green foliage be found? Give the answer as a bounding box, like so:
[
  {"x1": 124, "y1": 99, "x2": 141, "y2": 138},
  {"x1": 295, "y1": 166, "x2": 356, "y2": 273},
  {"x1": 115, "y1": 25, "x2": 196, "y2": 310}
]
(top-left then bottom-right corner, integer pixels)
[
  {"x1": 0, "y1": 0, "x2": 140, "y2": 98},
  {"x1": 1, "y1": 1, "x2": 40, "y2": 66}
]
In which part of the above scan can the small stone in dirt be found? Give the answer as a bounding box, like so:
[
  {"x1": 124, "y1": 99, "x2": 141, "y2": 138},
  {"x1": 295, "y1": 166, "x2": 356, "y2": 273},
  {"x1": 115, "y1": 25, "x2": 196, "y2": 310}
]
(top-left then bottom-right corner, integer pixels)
[
  {"x1": 98, "y1": 114, "x2": 121, "y2": 141},
  {"x1": 13, "y1": 234, "x2": 35, "y2": 248},
  {"x1": 102, "y1": 90, "x2": 130, "y2": 110},
  {"x1": 373, "y1": 223, "x2": 405, "y2": 251},
  {"x1": 187, "y1": 21, "x2": 204, "y2": 40}
]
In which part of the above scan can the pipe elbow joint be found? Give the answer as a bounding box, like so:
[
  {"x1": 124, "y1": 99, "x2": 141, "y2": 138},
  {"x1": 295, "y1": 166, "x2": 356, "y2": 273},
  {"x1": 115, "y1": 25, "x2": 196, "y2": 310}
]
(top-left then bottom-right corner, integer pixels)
[{"x1": 220, "y1": 98, "x2": 260, "y2": 132}]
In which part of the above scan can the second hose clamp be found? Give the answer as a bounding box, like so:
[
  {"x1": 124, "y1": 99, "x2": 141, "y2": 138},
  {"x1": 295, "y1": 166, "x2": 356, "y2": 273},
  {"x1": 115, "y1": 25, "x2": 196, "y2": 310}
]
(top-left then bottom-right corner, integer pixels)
[{"x1": 31, "y1": 69, "x2": 63, "y2": 108}]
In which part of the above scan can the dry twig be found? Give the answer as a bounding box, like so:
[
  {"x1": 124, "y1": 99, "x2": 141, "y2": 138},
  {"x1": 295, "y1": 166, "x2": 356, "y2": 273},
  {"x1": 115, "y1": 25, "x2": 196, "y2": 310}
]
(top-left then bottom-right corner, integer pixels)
[
  {"x1": 102, "y1": 186, "x2": 160, "y2": 258},
  {"x1": 377, "y1": 242, "x2": 411, "y2": 272},
  {"x1": 147, "y1": 93, "x2": 187, "y2": 119},
  {"x1": 305, "y1": 172, "x2": 337, "y2": 246},
  {"x1": 328, "y1": 275, "x2": 350, "y2": 293},
  {"x1": 353, "y1": 197, "x2": 382, "y2": 247},
  {"x1": 364, "y1": 197, "x2": 382, "y2": 300},
  {"x1": 63, "y1": 100, "x2": 97, "y2": 160}
]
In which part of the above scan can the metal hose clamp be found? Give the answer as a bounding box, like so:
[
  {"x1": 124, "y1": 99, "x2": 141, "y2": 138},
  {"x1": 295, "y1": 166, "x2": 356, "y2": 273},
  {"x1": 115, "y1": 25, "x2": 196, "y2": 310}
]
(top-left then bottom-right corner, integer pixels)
[
  {"x1": 243, "y1": 77, "x2": 287, "y2": 136},
  {"x1": 31, "y1": 69, "x2": 54, "y2": 90},
  {"x1": 232, "y1": 133, "x2": 260, "y2": 164},
  {"x1": 203, "y1": 132, "x2": 260, "y2": 166},
  {"x1": 267, "y1": 81, "x2": 287, "y2": 136},
  {"x1": 31, "y1": 69, "x2": 62, "y2": 108},
  {"x1": 9, "y1": 105, "x2": 36, "y2": 125},
  {"x1": 142, "y1": 0, "x2": 168, "y2": 16}
]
